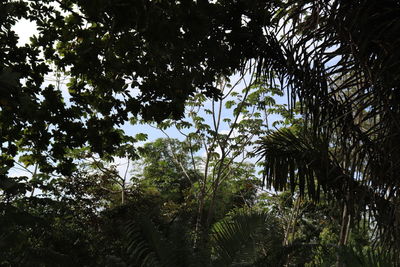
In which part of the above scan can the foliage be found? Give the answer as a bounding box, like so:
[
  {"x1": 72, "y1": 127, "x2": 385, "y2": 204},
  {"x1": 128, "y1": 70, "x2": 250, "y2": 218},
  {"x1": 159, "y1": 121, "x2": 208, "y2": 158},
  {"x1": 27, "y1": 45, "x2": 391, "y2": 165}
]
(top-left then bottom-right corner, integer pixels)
[
  {"x1": 2, "y1": 0, "x2": 400, "y2": 265},
  {"x1": 1, "y1": 0, "x2": 281, "y2": 179},
  {"x1": 211, "y1": 209, "x2": 283, "y2": 266},
  {"x1": 256, "y1": 0, "x2": 400, "y2": 250},
  {"x1": 134, "y1": 135, "x2": 263, "y2": 239},
  {"x1": 338, "y1": 246, "x2": 395, "y2": 267},
  {"x1": 141, "y1": 70, "x2": 289, "y2": 244},
  {"x1": 123, "y1": 208, "x2": 285, "y2": 267}
]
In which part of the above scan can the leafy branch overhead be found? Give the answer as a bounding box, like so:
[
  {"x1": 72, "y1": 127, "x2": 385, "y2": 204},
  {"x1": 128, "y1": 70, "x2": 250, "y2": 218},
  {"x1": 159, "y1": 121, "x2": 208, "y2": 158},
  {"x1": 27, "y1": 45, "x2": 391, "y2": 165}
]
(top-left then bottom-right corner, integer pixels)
[{"x1": 1, "y1": 0, "x2": 281, "y2": 175}]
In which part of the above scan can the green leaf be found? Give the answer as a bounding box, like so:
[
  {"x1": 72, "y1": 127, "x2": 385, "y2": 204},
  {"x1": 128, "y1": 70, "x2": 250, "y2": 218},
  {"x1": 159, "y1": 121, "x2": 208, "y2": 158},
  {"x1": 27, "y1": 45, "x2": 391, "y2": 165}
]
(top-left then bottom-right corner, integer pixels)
[
  {"x1": 135, "y1": 133, "x2": 148, "y2": 142},
  {"x1": 225, "y1": 100, "x2": 236, "y2": 109}
]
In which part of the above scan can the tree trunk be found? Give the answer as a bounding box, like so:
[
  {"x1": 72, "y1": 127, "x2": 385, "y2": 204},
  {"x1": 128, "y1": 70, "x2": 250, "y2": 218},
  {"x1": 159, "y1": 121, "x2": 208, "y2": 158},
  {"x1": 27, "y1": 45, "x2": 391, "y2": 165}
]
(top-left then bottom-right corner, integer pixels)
[{"x1": 336, "y1": 201, "x2": 351, "y2": 267}]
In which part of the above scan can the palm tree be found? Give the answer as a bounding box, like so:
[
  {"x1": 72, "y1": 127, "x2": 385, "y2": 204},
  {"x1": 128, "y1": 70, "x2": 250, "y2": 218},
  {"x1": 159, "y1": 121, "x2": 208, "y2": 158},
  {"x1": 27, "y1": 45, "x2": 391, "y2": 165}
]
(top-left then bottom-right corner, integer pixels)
[
  {"x1": 255, "y1": 0, "x2": 400, "y2": 255},
  {"x1": 256, "y1": 127, "x2": 398, "y2": 262}
]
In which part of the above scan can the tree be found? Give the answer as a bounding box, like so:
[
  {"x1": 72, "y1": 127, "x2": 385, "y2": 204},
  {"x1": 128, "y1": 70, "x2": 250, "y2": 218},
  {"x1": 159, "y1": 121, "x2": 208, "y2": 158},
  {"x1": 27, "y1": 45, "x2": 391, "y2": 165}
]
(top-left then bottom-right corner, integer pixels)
[
  {"x1": 1, "y1": 0, "x2": 279, "y2": 180},
  {"x1": 2, "y1": 0, "x2": 400, "y2": 212},
  {"x1": 133, "y1": 137, "x2": 262, "y2": 249},
  {"x1": 0, "y1": 161, "x2": 125, "y2": 266},
  {"x1": 254, "y1": 0, "x2": 400, "y2": 255},
  {"x1": 136, "y1": 68, "x2": 288, "y2": 248},
  {"x1": 136, "y1": 138, "x2": 198, "y2": 204}
]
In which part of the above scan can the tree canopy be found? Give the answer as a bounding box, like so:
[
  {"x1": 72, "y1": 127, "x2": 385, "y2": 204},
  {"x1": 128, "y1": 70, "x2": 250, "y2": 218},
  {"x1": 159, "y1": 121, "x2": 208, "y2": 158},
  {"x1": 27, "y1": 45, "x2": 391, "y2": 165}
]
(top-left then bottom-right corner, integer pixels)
[
  {"x1": 1, "y1": 0, "x2": 280, "y2": 177},
  {"x1": 2, "y1": 0, "x2": 400, "y2": 265}
]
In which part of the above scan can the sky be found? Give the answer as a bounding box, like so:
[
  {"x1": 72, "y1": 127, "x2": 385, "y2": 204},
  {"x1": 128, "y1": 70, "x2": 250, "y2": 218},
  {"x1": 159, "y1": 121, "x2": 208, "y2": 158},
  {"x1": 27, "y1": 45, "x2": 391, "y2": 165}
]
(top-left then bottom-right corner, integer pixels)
[{"x1": 12, "y1": 18, "x2": 38, "y2": 46}]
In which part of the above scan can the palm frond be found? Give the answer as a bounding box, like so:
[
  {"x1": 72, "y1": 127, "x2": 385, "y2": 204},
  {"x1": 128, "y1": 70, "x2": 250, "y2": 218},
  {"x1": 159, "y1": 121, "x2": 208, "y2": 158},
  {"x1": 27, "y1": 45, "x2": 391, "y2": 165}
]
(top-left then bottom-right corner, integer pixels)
[
  {"x1": 256, "y1": 128, "x2": 399, "y2": 249},
  {"x1": 258, "y1": 1, "x2": 400, "y2": 206},
  {"x1": 210, "y1": 209, "x2": 283, "y2": 266},
  {"x1": 125, "y1": 215, "x2": 174, "y2": 267},
  {"x1": 256, "y1": 128, "x2": 329, "y2": 199},
  {"x1": 338, "y1": 245, "x2": 396, "y2": 267}
]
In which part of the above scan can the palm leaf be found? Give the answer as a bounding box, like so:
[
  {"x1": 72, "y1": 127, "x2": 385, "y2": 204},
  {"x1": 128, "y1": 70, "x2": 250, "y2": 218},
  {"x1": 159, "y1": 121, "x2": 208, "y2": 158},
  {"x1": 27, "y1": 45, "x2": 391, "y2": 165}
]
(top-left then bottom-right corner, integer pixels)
[
  {"x1": 256, "y1": 128, "x2": 399, "y2": 249},
  {"x1": 256, "y1": 128, "x2": 329, "y2": 199},
  {"x1": 338, "y1": 245, "x2": 396, "y2": 267},
  {"x1": 210, "y1": 209, "x2": 283, "y2": 266},
  {"x1": 125, "y1": 215, "x2": 175, "y2": 267},
  {"x1": 258, "y1": 1, "x2": 400, "y2": 215}
]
